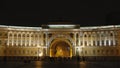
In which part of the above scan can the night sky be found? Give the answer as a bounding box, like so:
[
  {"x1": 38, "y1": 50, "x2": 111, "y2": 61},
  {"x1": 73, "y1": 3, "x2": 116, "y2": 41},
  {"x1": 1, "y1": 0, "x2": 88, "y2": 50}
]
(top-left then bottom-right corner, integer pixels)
[{"x1": 0, "y1": 1, "x2": 120, "y2": 27}]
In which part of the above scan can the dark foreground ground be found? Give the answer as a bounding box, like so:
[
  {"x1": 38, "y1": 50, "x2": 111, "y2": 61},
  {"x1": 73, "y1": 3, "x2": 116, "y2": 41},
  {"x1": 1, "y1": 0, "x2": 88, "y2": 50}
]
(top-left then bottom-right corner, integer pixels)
[{"x1": 0, "y1": 61, "x2": 120, "y2": 68}]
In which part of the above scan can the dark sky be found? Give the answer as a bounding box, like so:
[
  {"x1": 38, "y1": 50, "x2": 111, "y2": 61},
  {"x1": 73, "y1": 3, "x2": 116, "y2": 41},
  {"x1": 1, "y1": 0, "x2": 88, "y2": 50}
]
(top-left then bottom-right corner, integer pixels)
[{"x1": 0, "y1": 0, "x2": 120, "y2": 27}]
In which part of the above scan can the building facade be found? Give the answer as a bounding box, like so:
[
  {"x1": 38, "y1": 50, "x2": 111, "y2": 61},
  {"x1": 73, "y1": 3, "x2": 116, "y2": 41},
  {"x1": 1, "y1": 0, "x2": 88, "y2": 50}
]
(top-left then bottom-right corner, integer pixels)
[{"x1": 0, "y1": 24, "x2": 120, "y2": 61}]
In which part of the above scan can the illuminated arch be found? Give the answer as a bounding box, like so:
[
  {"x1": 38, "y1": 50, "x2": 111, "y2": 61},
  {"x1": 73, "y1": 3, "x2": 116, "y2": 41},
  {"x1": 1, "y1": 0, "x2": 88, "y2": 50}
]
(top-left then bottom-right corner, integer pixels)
[
  {"x1": 49, "y1": 38, "x2": 73, "y2": 57},
  {"x1": 48, "y1": 34, "x2": 74, "y2": 47}
]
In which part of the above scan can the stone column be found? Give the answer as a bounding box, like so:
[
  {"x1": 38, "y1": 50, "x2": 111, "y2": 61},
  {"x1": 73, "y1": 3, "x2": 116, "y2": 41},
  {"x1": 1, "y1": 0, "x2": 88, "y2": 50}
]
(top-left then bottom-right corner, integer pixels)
[
  {"x1": 87, "y1": 34, "x2": 89, "y2": 46},
  {"x1": 99, "y1": 32, "x2": 102, "y2": 46},
  {"x1": 108, "y1": 33, "x2": 111, "y2": 46},
  {"x1": 7, "y1": 32, "x2": 10, "y2": 46},
  {"x1": 12, "y1": 32, "x2": 14, "y2": 46},
  {"x1": 39, "y1": 32, "x2": 41, "y2": 46},
  {"x1": 104, "y1": 32, "x2": 107, "y2": 46},
  {"x1": 24, "y1": 33, "x2": 27, "y2": 46},
  {"x1": 16, "y1": 33, "x2": 18, "y2": 46},
  {"x1": 29, "y1": 33, "x2": 31, "y2": 46},
  {"x1": 83, "y1": 32, "x2": 85, "y2": 47},
  {"x1": 74, "y1": 32, "x2": 77, "y2": 55},
  {"x1": 20, "y1": 33, "x2": 23, "y2": 46},
  {"x1": 45, "y1": 32, "x2": 48, "y2": 56},
  {"x1": 95, "y1": 32, "x2": 98, "y2": 46},
  {"x1": 45, "y1": 32, "x2": 48, "y2": 46},
  {"x1": 37, "y1": 33, "x2": 39, "y2": 47},
  {"x1": 113, "y1": 32, "x2": 115, "y2": 46},
  {"x1": 91, "y1": 33, "x2": 93, "y2": 46},
  {"x1": 33, "y1": 33, "x2": 35, "y2": 46},
  {"x1": 41, "y1": 32, "x2": 43, "y2": 46},
  {"x1": 78, "y1": 32, "x2": 80, "y2": 46}
]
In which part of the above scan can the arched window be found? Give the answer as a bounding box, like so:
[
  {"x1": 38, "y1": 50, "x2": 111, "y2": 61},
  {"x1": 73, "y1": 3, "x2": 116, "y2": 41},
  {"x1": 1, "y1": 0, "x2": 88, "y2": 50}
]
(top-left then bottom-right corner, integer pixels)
[
  {"x1": 18, "y1": 34, "x2": 21, "y2": 45},
  {"x1": 88, "y1": 34, "x2": 91, "y2": 37},
  {"x1": 8, "y1": 33, "x2": 12, "y2": 45},
  {"x1": 23, "y1": 34, "x2": 25, "y2": 37},
  {"x1": 110, "y1": 32, "x2": 113, "y2": 37},
  {"x1": 84, "y1": 34, "x2": 87, "y2": 37},
  {"x1": 14, "y1": 34, "x2": 17, "y2": 45},
  {"x1": 9, "y1": 33, "x2": 12, "y2": 36},
  {"x1": 27, "y1": 34, "x2": 29, "y2": 37},
  {"x1": 110, "y1": 32, "x2": 114, "y2": 46}
]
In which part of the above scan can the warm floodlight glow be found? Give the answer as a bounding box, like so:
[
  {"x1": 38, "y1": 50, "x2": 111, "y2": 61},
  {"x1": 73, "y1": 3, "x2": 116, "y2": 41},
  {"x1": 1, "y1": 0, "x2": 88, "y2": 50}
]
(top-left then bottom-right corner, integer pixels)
[
  {"x1": 39, "y1": 52, "x2": 43, "y2": 56},
  {"x1": 48, "y1": 25, "x2": 77, "y2": 28}
]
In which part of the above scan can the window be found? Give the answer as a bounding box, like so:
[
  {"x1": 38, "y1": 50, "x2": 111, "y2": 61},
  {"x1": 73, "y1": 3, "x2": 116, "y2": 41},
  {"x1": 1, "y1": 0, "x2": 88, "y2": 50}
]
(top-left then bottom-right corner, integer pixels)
[
  {"x1": 80, "y1": 41, "x2": 83, "y2": 46},
  {"x1": 93, "y1": 41, "x2": 95, "y2": 46},
  {"x1": 4, "y1": 40, "x2": 7, "y2": 45},
  {"x1": 102, "y1": 40, "x2": 104, "y2": 46},
  {"x1": 31, "y1": 51, "x2": 33, "y2": 54},
  {"x1": 4, "y1": 33, "x2": 7, "y2": 36},
  {"x1": 115, "y1": 40, "x2": 117, "y2": 45},
  {"x1": 35, "y1": 51, "x2": 37, "y2": 54},
  {"x1": 0, "y1": 40, "x2": 2, "y2": 45},
  {"x1": 110, "y1": 50, "x2": 113, "y2": 54},
  {"x1": 106, "y1": 50, "x2": 109, "y2": 55},
  {"x1": 85, "y1": 41, "x2": 87, "y2": 46},
  {"x1": 106, "y1": 40, "x2": 109, "y2": 46},
  {"x1": 0, "y1": 33, "x2": 2, "y2": 36},
  {"x1": 111, "y1": 40, "x2": 113, "y2": 46},
  {"x1": 97, "y1": 50, "x2": 100, "y2": 53},
  {"x1": 97, "y1": 41, "x2": 99, "y2": 46},
  {"x1": 110, "y1": 33, "x2": 113, "y2": 36},
  {"x1": 93, "y1": 50, "x2": 95, "y2": 54},
  {"x1": 84, "y1": 34, "x2": 87, "y2": 37},
  {"x1": 116, "y1": 49, "x2": 119, "y2": 55},
  {"x1": 23, "y1": 50, "x2": 25, "y2": 54},
  {"x1": 14, "y1": 50, "x2": 16, "y2": 54},
  {"x1": 85, "y1": 50, "x2": 87, "y2": 54}
]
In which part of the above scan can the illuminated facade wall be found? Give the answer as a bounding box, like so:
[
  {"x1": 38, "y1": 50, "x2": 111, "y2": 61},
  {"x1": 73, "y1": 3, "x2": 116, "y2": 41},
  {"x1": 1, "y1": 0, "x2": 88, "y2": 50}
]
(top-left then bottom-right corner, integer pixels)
[{"x1": 0, "y1": 25, "x2": 120, "y2": 58}]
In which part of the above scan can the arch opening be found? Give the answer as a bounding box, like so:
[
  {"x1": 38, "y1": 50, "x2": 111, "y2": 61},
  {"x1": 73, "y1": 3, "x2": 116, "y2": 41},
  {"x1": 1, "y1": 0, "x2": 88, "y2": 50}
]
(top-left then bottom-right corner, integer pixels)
[{"x1": 50, "y1": 39, "x2": 72, "y2": 57}]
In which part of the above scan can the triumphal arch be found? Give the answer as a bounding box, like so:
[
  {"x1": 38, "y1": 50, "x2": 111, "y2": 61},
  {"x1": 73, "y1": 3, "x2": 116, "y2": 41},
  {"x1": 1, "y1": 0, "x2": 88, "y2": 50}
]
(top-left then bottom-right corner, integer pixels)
[{"x1": 42, "y1": 24, "x2": 80, "y2": 57}]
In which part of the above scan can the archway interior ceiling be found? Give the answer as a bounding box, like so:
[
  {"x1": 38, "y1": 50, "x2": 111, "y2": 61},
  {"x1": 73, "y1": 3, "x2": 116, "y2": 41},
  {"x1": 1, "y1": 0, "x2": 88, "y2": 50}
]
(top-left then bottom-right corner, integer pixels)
[{"x1": 51, "y1": 41, "x2": 70, "y2": 57}]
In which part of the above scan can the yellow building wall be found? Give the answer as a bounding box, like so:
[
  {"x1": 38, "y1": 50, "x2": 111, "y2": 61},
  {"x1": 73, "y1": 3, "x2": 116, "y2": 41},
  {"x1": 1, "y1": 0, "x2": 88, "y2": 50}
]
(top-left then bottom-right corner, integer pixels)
[
  {"x1": 5, "y1": 47, "x2": 39, "y2": 56},
  {"x1": 117, "y1": 29, "x2": 120, "y2": 46},
  {"x1": 81, "y1": 46, "x2": 120, "y2": 56},
  {"x1": 0, "y1": 46, "x2": 5, "y2": 56}
]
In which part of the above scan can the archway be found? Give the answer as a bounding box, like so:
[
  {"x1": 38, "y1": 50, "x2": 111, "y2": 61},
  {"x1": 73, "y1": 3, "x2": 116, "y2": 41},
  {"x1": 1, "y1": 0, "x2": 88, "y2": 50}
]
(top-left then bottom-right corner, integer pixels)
[{"x1": 50, "y1": 39, "x2": 72, "y2": 57}]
